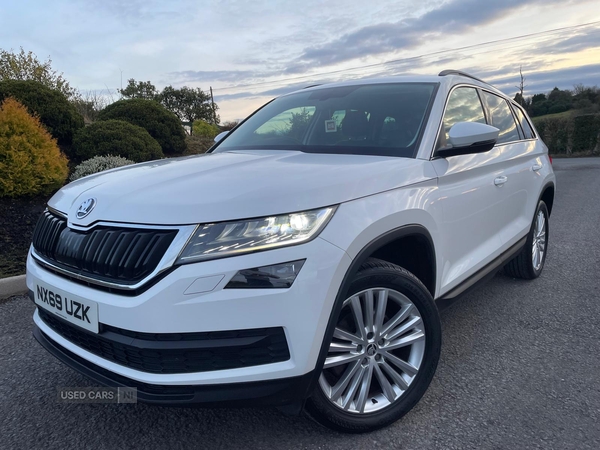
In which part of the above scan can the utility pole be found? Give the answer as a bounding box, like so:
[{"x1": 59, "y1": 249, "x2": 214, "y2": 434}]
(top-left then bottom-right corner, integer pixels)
[{"x1": 210, "y1": 86, "x2": 217, "y2": 125}]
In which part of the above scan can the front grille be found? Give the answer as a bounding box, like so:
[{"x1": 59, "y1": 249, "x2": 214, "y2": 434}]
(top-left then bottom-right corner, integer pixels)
[
  {"x1": 32, "y1": 211, "x2": 178, "y2": 285},
  {"x1": 38, "y1": 308, "x2": 290, "y2": 374}
]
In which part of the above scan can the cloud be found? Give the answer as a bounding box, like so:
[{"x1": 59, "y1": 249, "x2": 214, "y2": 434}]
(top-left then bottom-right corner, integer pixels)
[
  {"x1": 213, "y1": 80, "x2": 329, "y2": 102},
  {"x1": 491, "y1": 63, "x2": 600, "y2": 95},
  {"x1": 213, "y1": 63, "x2": 600, "y2": 110},
  {"x1": 513, "y1": 28, "x2": 600, "y2": 57},
  {"x1": 76, "y1": 0, "x2": 183, "y2": 23},
  {"x1": 289, "y1": 0, "x2": 580, "y2": 73},
  {"x1": 166, "y1": 69, "x2": 264, "y2": 84}
]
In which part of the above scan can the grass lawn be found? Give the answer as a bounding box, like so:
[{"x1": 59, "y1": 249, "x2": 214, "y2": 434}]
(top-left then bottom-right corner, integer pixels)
[{"x1": 531, "y1": 110, "x2": 574, "y2": 124}]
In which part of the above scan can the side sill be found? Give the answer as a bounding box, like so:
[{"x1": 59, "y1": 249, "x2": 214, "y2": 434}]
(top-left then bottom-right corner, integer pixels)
[{"x1": 436, "y1": 237, "x2": 527, "y2": 309}]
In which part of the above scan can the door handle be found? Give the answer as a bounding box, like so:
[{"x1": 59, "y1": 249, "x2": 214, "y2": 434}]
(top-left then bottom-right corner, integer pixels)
[
  {"x1": 532, "y1": 164, "x2": 542, "y2": 171},
  {"x1": 494, "y1": 176, "x2": 508, "y2": 186}
]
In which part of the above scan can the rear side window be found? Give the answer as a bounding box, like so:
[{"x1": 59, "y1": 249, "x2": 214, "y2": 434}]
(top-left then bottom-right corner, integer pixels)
[
  {"x1": 481, "y1": 92, "x2": 520, "y2": 144},
  {"x1": 436, "y1": 87, "x2": 486, "y2": 150},
  {"x1": 512, "y1": 106, "x2": 535, "y2": 139}
]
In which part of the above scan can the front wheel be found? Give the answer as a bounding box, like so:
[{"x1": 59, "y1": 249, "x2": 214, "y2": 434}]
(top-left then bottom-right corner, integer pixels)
[{"x1": 304, "y1": 259, "x2": 441, "y2": 433}]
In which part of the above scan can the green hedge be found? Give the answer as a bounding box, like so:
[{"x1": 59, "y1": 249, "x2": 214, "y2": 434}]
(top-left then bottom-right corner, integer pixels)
[
  {"x1": 72, "y1": 120, "x2": 164, "y2": 162},
  {"x1": 98, "y1": 99, "x2": 186, "y2": 155},
  {"x1": 533, "y1": 113, "x2": 599, "y2": 155},
  {"x1": 572, "y1": 115, "x2": 600, "y2": 154},
  {"x1": 0, "y1": 80, "x2": 84, "y2": 145}
]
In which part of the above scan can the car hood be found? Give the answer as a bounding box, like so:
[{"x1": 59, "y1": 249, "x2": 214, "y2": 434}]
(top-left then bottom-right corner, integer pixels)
[{"x1": 50, "y1": 150, "x2": 436, "y2": 226}]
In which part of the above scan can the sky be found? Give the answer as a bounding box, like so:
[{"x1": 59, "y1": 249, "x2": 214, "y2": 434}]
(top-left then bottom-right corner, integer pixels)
[{"x1": 1, "y1": 0, "x2": 599, "y2": 122}]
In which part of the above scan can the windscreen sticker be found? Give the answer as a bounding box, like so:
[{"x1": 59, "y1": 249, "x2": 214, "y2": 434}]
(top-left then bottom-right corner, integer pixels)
[{"x1": 325, "y1": 120, "x2": 337, "y2": 133}]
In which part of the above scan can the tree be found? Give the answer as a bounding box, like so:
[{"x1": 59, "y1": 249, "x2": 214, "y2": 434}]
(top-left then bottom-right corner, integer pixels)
[
  {"x1": 98, "y1": 99, "x2": 186, "y2": 155},
  {"x1": 546, "y1": 87, "x2": 573, "y2": 115},
  {"x1": 288, "y1": 108, "x2": 313, "y2": 140},
  {"x1": 0, "y1": 47, "x2": 76, "y2": 99},
  {"x1": 514, "y1": 92, "x2": 524, "y2": 106},
  {"x1": 572, "y1": 84, "x2": 599, "y2": 112},
  {"x1": 71, "y1": 89, "x2": 114, "y2": 124},
  {"x1": 0, "y1": 97, "x2": 68, "y2": 197},
  {"x1": 221, "y1": 121, "x2": 239, "y2": 131},
  {"x1": 159, "y1": 86, "x2": 216, "y2": 130},
  {"x1": 0, "y1": 80, "x2": 84, "y2": 145},
  {"x1": 119, "y1": 78, "x2": 159, "y2": 100},
  {"x1": 531, "y1": 93, "x2": 547, "y2": 104}
]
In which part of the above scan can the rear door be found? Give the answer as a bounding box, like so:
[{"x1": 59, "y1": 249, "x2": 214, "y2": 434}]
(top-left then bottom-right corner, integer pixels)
[
  {"x1": 431, "y1": 86, "x2": 508, "y2": 294},
  {"x1": 479, "y1": 91, "x2": 541, "y2": 247}
]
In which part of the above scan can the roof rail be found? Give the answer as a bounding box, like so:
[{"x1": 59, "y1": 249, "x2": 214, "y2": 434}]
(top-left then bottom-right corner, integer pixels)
[
  {"x1": 438, "y1": 70, "x2": 486, "y2": 84},
  {"x1": 303, "y1": 84, "x2": 321, "y2": 89}
]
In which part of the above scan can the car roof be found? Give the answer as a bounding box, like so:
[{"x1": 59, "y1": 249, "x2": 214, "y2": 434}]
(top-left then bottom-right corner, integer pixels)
[{"x1": 286, "y1": 72, "x2": 506, "y2": 99}]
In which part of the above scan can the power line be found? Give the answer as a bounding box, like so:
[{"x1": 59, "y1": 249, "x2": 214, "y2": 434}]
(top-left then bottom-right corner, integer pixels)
[{"x1": 213, "y1": 20, "x2": 600, "y2": 94}]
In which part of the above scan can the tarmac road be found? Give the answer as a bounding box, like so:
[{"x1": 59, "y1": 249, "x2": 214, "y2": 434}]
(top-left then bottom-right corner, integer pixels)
[{"x1": 1, "y1": 157, "x2": 599, "y2": 449}]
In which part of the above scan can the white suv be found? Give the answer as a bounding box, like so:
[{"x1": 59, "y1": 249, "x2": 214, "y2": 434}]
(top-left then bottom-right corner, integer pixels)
[{"x1": 28, "y1": 71, "x2": 555, "y2": 433}]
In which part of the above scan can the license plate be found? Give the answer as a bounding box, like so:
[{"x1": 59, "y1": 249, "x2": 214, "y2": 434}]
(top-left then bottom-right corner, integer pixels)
[{"x1": 34, "y1": 282, "x2": 99, "y2": 333}]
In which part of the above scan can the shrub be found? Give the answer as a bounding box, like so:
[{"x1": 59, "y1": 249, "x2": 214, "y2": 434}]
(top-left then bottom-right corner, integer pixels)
[
  {"x1": 98, "y1": 99, "x2": 186, "y2": 155},
  {"x1": 184, "y1": 135, "x2": 214, "y2": 155},
  {"x1": 70, "y1": 155, "x2": 135, "y2": 181},
  {"x1": 0, "y1": 80, "x2": 84, "y2": 145},
  {"x1": 72, "y1": 120, "x2": 163, "y2": 163},
  {"x1": 0, "y1": 98, "x2": 68, "y2": 197},
  {"x1": 192, "y1": 120, "x2": 220, "y2": 138}
]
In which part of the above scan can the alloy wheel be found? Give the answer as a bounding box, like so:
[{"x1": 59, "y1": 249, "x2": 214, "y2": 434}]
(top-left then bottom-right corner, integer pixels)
[
  {"x1": 318, "y1": 288, "x2": 425, "y2": 414},
  {"x1": 532, "y1": 210, "x2": 546, "y2": 271}
]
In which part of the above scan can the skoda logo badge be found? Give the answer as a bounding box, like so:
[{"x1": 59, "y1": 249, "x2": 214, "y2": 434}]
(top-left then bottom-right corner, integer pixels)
[{"x1": 76, "y1": 198, "x2": 97, "y2": 219}]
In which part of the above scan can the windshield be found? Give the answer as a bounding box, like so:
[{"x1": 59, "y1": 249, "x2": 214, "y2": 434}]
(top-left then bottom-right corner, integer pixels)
[{"x1": 213, "y1": 82, "x2": 438, "y2": 158}]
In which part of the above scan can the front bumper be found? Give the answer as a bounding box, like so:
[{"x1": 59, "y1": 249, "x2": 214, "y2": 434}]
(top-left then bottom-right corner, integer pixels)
[
  {"x1": 33, "y1": 325, "x2": 314, "y2": 407},
  {"x1": 28, "y1": 236, "x2": 351, "y2": 393}
]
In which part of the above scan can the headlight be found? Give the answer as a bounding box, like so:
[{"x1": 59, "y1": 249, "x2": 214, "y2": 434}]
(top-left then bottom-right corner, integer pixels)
[{"x1": 176, "y1": 206, "x2": 336, "y2": 264}]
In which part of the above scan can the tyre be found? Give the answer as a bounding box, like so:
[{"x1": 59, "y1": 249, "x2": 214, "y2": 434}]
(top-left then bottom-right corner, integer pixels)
[
  {"x1": 504, "y1": 200, "x2": 549, "y2": 280},
  {"x1": 304, "y1": 258, "x2": 441, "y2": 433}
]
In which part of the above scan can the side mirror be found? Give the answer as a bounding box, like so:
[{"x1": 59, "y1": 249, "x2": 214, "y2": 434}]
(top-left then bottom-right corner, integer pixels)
[
  {"x1": 214, "y1": 131, "x2": 229, "y2": 144},
  {"x1": 436, "y1": 122, "x2": 499, "y2": 158}
]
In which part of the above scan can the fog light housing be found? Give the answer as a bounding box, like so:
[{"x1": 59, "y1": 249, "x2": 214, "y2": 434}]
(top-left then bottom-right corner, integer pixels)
[{"x1": 225, "y1": 260, "x2": 305, "y2": 289}]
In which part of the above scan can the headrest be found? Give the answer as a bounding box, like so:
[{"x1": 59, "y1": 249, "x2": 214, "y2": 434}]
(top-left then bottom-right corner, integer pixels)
[{"x1": 341, "y1": 110, "x2": 368, "y2": 139}]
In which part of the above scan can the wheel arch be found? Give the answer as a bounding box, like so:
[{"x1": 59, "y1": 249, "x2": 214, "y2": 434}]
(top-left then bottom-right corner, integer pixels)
[
  {"x1": 540, "y1": 182, "x2": 555, "y2": 216},
  {"x1": 306, "y1": 225, "x2": 437, "y2": 397}
]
